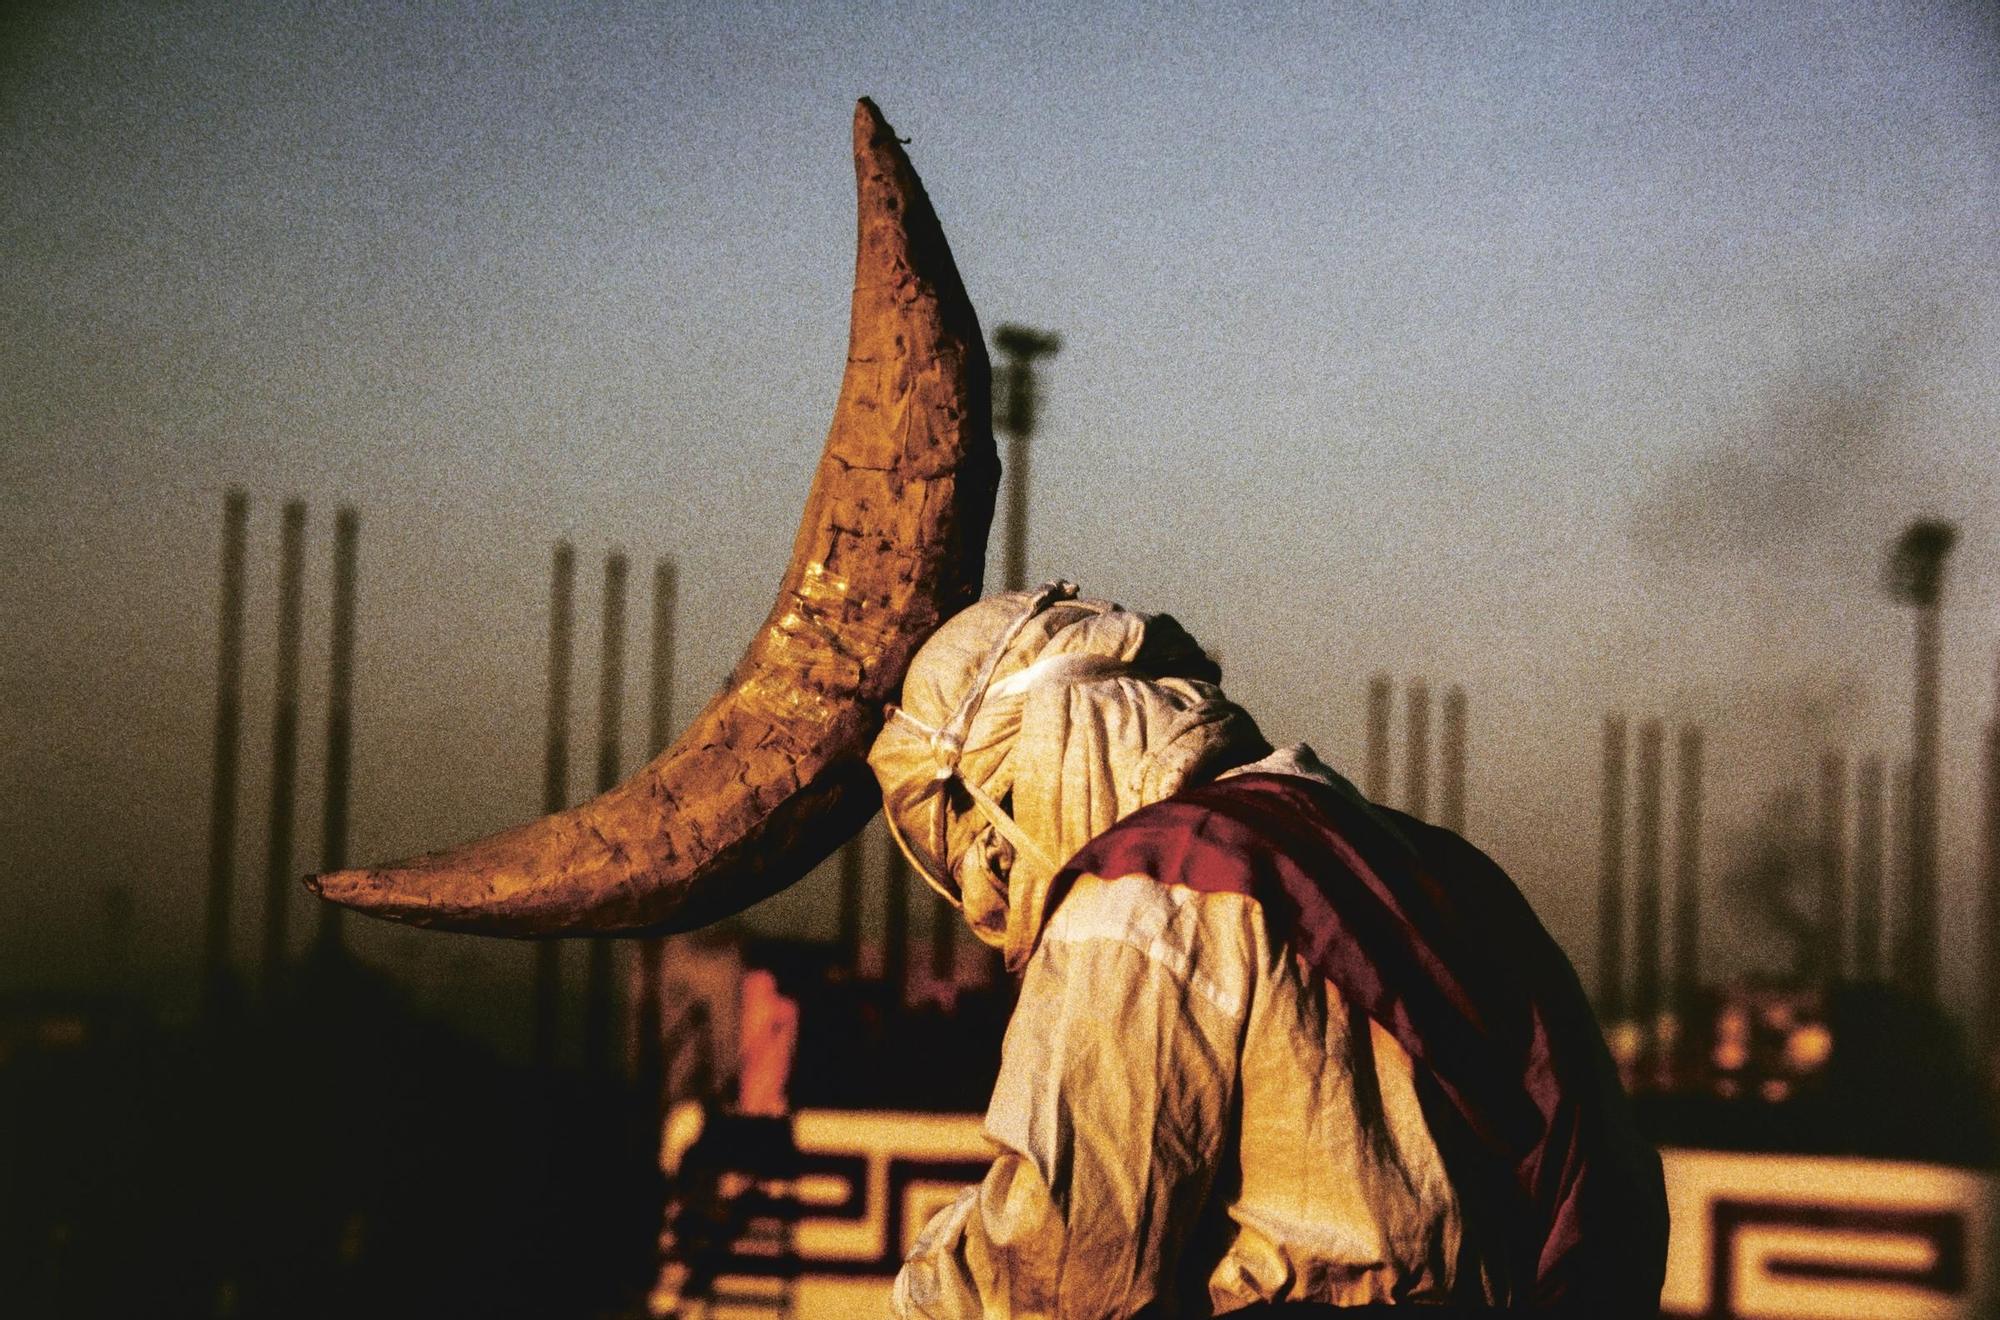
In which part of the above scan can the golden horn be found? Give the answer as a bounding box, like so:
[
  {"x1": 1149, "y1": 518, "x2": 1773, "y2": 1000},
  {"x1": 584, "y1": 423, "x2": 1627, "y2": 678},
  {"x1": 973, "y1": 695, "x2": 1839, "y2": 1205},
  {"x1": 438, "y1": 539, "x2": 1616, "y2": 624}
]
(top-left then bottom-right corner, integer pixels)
[{"x1": 306, "y1": 99, "x2": 996, "y2": 935}]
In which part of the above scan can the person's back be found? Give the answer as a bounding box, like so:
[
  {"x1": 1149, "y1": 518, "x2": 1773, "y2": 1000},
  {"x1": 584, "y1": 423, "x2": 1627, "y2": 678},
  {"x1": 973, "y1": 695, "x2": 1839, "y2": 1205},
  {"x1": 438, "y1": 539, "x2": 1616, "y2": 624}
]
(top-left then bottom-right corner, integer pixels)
[{"x1": 918, "y1": 820, "x2": 1493, "y2": 1312}]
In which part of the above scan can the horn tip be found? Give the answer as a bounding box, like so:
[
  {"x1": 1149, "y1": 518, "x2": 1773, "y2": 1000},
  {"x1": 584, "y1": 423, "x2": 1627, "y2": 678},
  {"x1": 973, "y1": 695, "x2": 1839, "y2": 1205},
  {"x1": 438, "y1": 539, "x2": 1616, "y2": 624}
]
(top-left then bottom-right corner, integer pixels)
[
  {"x1": 304, "y1": 868, "x2": 376, "y2": 908},
  {"x1": 853, "y1": 96, "x2": 896, "y2": 149}
]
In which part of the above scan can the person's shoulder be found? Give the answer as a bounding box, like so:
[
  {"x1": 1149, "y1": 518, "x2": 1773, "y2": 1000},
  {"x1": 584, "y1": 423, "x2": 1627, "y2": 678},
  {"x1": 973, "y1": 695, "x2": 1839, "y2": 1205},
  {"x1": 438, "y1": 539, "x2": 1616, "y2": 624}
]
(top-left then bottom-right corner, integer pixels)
[
  {"x1": 1037, "y1": 870, "x2": 1261, "y2": 1019},
  {"x1": 1061, "y1": 790, "x2": 1267, "y2": 899},
  {"x1": 1044, "y1": 792, "x2": 1281, "y2": 961},
  {"x1": 1042, "y1": 870, "x2": 1197, "y2": 943}
]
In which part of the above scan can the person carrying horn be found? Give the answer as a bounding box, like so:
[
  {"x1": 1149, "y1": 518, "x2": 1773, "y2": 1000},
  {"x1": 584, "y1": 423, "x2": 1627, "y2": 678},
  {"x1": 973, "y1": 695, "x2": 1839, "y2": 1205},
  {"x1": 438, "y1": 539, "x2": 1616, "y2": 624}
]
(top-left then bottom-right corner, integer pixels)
[
  {"x1": 868, "y1": 582, "x2": 1667, "y2": 1317},
  {"x1": 306, "y1": 100, "x2": 1665, "y2": 1316}
]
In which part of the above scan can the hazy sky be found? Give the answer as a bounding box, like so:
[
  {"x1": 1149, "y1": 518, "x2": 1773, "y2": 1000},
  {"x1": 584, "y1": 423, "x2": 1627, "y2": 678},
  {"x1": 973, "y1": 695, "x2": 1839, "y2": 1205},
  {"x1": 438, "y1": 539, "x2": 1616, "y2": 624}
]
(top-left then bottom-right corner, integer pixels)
[{"x1": 4, "y1": 1, "x2": 1997, "y2": 1040}]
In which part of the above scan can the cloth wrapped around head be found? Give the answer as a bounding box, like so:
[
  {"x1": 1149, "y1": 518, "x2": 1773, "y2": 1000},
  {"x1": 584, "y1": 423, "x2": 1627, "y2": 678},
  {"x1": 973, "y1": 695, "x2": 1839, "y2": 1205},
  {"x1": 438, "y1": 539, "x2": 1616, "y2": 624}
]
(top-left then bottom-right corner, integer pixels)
[{"x1": 868, "y1": 582, "x2": 1271, "y2": 970}]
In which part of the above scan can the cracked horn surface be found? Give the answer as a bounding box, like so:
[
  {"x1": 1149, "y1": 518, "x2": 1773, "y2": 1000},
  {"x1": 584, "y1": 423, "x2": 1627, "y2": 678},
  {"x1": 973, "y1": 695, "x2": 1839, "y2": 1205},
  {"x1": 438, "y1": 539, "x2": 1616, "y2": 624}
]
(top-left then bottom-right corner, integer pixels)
[{"x1": 304, "y1": 98, "x2": 997, "y2": 936}]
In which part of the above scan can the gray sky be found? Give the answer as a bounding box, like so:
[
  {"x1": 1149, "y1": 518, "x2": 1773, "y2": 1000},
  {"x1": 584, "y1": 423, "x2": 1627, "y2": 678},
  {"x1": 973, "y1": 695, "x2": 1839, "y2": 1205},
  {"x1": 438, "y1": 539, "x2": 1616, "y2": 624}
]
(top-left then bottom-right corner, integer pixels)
[{"x1": 4, "y1": 1, "x2": 1997, "y2": 1039}]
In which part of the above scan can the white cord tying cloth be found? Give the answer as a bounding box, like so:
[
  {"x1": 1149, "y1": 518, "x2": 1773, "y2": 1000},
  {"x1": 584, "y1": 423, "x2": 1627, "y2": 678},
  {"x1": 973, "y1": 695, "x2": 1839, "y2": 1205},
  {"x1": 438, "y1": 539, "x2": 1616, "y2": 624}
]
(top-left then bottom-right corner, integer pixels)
[{"x1": 868, "y1": 583, "x2": 1270, "y2": 971}]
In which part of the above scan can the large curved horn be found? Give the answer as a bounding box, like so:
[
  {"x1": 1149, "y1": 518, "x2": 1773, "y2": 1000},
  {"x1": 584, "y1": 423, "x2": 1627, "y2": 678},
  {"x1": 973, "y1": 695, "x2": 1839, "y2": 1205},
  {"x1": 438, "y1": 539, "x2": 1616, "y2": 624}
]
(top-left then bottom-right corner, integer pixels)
[{"x1": 306, "y1": 99, "x2": 997, "y2": 936}]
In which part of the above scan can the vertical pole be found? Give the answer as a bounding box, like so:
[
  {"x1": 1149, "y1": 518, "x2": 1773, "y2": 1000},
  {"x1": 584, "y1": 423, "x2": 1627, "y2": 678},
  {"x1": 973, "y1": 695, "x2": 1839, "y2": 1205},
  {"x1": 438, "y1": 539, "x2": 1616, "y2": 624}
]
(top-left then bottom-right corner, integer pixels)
[
  {"x1": 1672, "y1": 725, "x2": 1703, "y2": 1025},
  {"x1": 1818, "y1": 751, "x2": 1848, "y2": 985},
  {"x1": 595, "y1": 553, "x2": 630, "y2": 798},
  {"x1": 1404, "y1": 678, "x2": 1431, "y2": 822},
  {"x1": 584, "y1": 552, "x2": 628, "y2": 1073},
  {"x1": 1002, "y1": 425, "x2": 1031, "y2": 595},
  {"x1": 203, "y1": 488, "x2": 249, "y2": 1019},
  {"x1": 1892, "y1": 759, "x2": 1914, "y2": 991},
  {"x1": 261, "y1": 500, "x2": 307, "y2": 1001},
  {"x1": 1853, "y1": 755, "x2": 1886, "y2": 981},
  {"x1": 883, "y1": 831, "x2": 910, "y2": 1009},
  {"x1": 635, "y1": 558, "x2": 676, "y2": 1088},
  {"x1": 315, "y1": 506, "x2": 358, "y2": 953},
  {"x1": 1885, "y1": 520, "x2": 1952, "y2": 1001},
  {"x1": 1365, "y1": 674, "x2": 1393, "y2": 804},
  {"x1": 1900, "y1": 596, "x2": 1943, "y2": 1001},
  {"x1": 1632, "y1": 720, "x2": 1665, "y2": 1032},
  {"x1": 1440, "y1": 685, "x2": 1467, "y2": 834},
  {"x1": 993, "y1": 324, "x2": 1060, "y2": 596},
  {"x1": 1980, "y1": 654, "x2": 2000, "y2": 1074},
  {"x1": 534, "y1": 542, "x2": 576, "y2": 1069},
  {"x1": 646, "y1": 558, "x2": 677, "y2": 755},
  {"x1": 1598, "y1": 714, "x2": 1628, "y2": 1019}
]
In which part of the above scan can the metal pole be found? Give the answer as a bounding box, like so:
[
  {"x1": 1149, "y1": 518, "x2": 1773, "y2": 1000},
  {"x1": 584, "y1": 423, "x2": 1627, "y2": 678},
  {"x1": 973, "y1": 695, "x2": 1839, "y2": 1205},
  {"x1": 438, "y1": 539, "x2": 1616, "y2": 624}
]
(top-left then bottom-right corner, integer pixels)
[
  {"x1": 1892, "y1": 758, "x2": 1914, "y2": 990},
  {"x1": 884, "y1": 829, "x2": 910, "y2": 1009},
  {"x1": 1853, "y1": 755, "x2": 1886, "y2": 981},
  {"x1": 584, "y1": 552, "x2": 628, "y2": 1072},
  {"x1": 1440, "y1": 685, "x2": 1467, "y2": 834},
  {"x1": 595, "y1": 553, "x2": 630, "y2": 797},
  {"x1": 534, "y1": 542, "x2": 576, "y2": 1069},
  {"x1": 202, "y1": 490, "x2": 249, "y2": 1016},
  {"x1": 646, "y1": 558, "x2": 676, "y2": 755},
  {"x1": 1003, "y1": 431, "x2": 1031, "y2": 594},
  {"x1": 1404, "y1": 679, "x2": 1431, "y2": 822},
  {"x1": 636, "y1": 558, "x2": 676, "y2": 1119},
  {"x1": 1818, "y1": 751, "x2": 1847, "y2": 985},
  {"x1": 1632, "y1": 719, "x2": 1664, "y2": 1032},
  {"x1": 261, "y1": 500, "x2": 307, "y2": 1001},
  {"x1": 315, "y1": 506, "x2": 358, "y2": 954},
  {"x1": 1981, "y1": 653, "x2": 2000, "y2": 1071},
  {"x1": 1902, "y1": 595, "x2": 1943, "y2": 1000},
  {"x1": 203, "y1": 488, "x2": 249, "y2": 1019},
  {"x1": 1671, "y1": 725, "x2": 1703, "y2": 1025},
  {"x1": 1598, "y1": 714, "x2": 1628, "y2": 1019},
  {"x1": 993, "y1": 324, "x2": 1061, "y2": 595},
  {"x1": 1886, "y1": 519, "x2": 1954, "y2": 1002},
  {"x1": 1365, "y1": 674, "x2": 1393, "y2": 803}
]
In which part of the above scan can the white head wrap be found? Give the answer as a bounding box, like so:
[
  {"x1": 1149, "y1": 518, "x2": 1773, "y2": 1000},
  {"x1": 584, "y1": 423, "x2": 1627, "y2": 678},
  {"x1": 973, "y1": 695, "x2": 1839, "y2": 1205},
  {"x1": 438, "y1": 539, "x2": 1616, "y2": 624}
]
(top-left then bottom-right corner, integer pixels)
[{"x1": 868, "y1": 582, "x2": 1270, "y2": 970}]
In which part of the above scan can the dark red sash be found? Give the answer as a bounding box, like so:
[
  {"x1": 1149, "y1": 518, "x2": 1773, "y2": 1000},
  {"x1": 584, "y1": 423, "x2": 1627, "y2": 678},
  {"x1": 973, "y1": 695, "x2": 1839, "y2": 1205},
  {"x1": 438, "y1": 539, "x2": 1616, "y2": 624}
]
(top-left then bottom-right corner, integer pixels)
[{"x1": 1055, "y1": 773, "x2": 1667, "y2": 1311}]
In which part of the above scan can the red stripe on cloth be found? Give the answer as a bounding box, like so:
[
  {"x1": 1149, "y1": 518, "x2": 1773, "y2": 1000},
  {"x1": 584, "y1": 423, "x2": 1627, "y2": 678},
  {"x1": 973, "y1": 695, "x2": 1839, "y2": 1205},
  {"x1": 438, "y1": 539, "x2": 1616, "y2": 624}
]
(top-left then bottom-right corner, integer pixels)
[{"x1": 1054, "y1": 773, "x2": 1667, "y2": 1311}]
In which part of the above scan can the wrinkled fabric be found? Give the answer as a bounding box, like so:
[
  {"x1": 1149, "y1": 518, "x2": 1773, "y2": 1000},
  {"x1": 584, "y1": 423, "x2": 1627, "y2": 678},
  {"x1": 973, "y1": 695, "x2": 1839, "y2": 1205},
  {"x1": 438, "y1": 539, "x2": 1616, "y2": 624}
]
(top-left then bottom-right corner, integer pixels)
[
  {"x1": 1056, "y1": 772, "x2": 1668, "y2": 1311},
  {"x1": 868, "y1": 587, "x2": 1268, "y2": 970},
  {"x1": 872, "y1": 589, "x2": 1659, "y2": 1317},
  {"x1": 890, "y1": 751, "x2": 1495, "y2": 1319}
]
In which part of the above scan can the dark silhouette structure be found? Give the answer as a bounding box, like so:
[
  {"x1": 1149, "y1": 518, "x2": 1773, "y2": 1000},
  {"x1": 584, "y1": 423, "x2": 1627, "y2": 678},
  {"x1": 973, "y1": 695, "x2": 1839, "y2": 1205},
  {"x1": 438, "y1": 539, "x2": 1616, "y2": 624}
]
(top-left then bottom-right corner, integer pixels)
[
  {"x1": 992, "y1": 323, "x2": 1061, "y2": 597},
  {"x1": 1440, "y1": 685, "x2": 1467, "y2": 834},
  {"x1": 1365, "y1": 673, "x2": 1393, "y2": 803},
  {"x1": 314, "y1": 506, "x2": 359, "y2": 954},
  {"x1": 1598, "y1": 714, "x2": 1628, "y2": 1019},
  {"x1": 1886, "y1": 519, "x2": 1955, "y2": 1001},
  {"x1": 1982, "y1": 658, "x2": 2000, "y2": 1082},
  {"x1": 203, "y1": 488, "x2": 250, "y2": 1020},
  {"x1": 584, "y1": 552, "x2": 628, "y2": 1072},
  {"x1": 535, "y1": 541, "x2": 577, "y2": 1068},
  {"x1": 1817, "y1": 751, "x2": 1847, "y2": 983},
  {"x1": 1853, "y1": 755, "x2": 1885, "y2": 980},
  {"x1": 636, "y1": 557, "x2": 678, "y2": 1118},
  {"x1": 1404, "y1": 678, "x2": 1431, "y2": 821},
  {"x1": 1632, "y1": 719, "x2": 1665, "y2": 1032},
  {"x1": 261, "y1": 500, "x2": 307, "y2": 1000},
  {"x1": 1672, "y1": 726, "x2": 1704, "y2": 1027}
]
